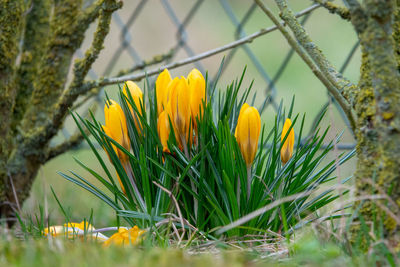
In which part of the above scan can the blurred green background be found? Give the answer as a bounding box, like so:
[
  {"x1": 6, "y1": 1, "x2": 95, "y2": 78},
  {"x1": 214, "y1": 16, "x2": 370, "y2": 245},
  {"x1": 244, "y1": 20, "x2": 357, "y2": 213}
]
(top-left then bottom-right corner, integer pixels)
[{"x1": 22, "y1": 0, "x2": 359, "y2": 227}]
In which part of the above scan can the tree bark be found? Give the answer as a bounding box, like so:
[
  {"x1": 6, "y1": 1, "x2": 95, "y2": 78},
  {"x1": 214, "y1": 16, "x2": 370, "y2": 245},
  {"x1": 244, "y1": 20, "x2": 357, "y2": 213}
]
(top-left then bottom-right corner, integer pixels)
[
  {"x1": 349, "y1": 0, "x2": 400, "y2": 243},
  {"x1": 0, "y1": 0, "x2": 122, "y2": 226}
]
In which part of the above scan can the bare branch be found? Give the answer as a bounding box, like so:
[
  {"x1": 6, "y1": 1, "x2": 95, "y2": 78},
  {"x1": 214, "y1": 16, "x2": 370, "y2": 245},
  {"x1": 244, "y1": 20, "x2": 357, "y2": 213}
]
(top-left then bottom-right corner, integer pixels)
[
  {"x1": 25, "y1": 0, "x2": 122, "y2": 150},
  {"x1": 72, "y1": 49, "x2": 176, "y2": 110},
  {"x1": 275, "y1": 0, "x2": 358, "y2": 110},
  {"x1": 79, "y1": 0, "x2": 105, "y2": 26},
  {"x1": 115, "y1": 48, "x2": 175, "y2": 77},
  {"x1": 74, "y1": 4, "x2": 321, "y2": 91},
  {"x1": 254, "y1": 0, "x2": 356, "y2": 134},
  {"x1": 343, "y1": 0, "x2": 367, "y2": 34},
  {"x1": 45, "y1": 132, "x2": 85, "y2": 162},
  {"x1": 312, "y1": 0, "x2": 351, "y2": 21}
]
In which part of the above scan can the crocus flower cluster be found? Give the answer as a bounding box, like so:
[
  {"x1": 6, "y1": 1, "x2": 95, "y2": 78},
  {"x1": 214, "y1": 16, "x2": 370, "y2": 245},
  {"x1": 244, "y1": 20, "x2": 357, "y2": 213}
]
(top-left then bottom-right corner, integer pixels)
[
  {"x1": 156, "y1": 68, "x2": 206, "y2": 153},
  {"x1": 101, "y1": 68, "x2": 294, "y2": 196}
]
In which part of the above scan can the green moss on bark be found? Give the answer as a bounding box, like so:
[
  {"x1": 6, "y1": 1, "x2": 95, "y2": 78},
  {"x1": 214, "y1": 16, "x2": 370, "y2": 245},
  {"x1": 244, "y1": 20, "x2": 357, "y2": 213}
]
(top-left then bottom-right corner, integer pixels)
[
  {"x1": 352, "y1": 0, "x2": 400, "y2": 243},
  {"x1": 21, "y1": 0, "x2": 84, "y2": 131},
  {"x1": 0, "y1": 0, "x2": 25, "y2": 212},
  {"x1": 12, "y1": 0, "x2": 52, "y2": 133}
]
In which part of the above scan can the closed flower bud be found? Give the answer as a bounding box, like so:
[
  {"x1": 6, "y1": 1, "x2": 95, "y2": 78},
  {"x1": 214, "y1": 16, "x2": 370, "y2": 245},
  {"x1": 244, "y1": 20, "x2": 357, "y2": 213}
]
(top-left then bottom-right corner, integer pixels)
[
  {"x1": 281, "y1": 118, "x2": 295, "y2": 165},
  {"x1": 156, "y1": 69, "x2": 172, "y2": 115},
  {"x1": 188, "y1": 68, "x2": 206, "y2": 126},
  {"x1": 235, "y1": 103, "x2": 261, "y2": 167},
  {"x1": 169, "y1": 77, "x2": 191, "y2": 148},
  {"x1": 123, "y1": 81, "x2": 145, "y2": 133},
  {"x1": 157, "y1": 110, "x2": 171, "y2": 153},
  {"x1": 104, "y1": 100, "x2": 130, "y2": 161}
]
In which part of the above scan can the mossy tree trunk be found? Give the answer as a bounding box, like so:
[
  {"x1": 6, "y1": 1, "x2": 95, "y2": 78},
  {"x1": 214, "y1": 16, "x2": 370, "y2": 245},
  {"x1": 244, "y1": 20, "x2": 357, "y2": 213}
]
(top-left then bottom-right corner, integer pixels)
[
  {"x1": 346, "y1": 0, "x2": 400, "y2": 243},
  {"x1": 0, "y1": 0, "x2": 122, "y2": 226},
  {"x1": 253, "y1": 0, "x2": 400, "y2": 243}
]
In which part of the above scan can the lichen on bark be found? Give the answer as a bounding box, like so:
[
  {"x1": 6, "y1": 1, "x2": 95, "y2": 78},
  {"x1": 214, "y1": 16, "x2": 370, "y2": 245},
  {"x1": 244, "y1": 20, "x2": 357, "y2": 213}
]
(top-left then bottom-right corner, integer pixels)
[
  {"x1": 349, "y1": 0, "x2": 400, "y2": 242},
  {"x1": 0, "y1": 0, "x2": 122, "y2": 225},
  {"x1": 20, "y1": 0, "x2": 84, "y2": 131},
  {"x1": 0, "y1": 0, "x2": 25, "y2": 215},
  {"x1": 12, "y1": 0, "x2": 52, "y2": 133}
]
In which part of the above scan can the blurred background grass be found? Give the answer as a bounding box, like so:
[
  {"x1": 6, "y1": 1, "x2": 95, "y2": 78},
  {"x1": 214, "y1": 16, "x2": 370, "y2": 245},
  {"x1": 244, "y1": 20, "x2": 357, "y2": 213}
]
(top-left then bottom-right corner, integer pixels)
[{"x1": 22, "y1": 0, "x2": 359, "y2": 227}]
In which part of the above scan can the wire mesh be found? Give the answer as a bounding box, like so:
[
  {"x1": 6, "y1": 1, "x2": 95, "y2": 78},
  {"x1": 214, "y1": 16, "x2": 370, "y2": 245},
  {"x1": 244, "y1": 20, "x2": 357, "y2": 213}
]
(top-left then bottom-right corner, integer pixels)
[{"x1": 66, "y1": 1, "x2": 358, "y2": 150}]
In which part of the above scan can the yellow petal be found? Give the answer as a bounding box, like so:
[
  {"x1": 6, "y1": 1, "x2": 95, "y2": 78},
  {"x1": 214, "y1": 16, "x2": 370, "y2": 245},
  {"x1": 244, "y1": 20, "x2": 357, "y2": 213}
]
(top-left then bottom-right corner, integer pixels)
[
  {"x1": 281, "y1": 118, "x2": 295, "y2": 165},
  {"x1": 103, "y1": 226, "x2": 146, "y2": 247},
  {"x1": 188, "y1": 69, "x2": 206, "y2": 124},
  {"x1": 235, "y1": 103, "x2": 250, "y2": 139},
  {"x1": 235, "y1": 104, "x2": 261, "y2": 167},
  {"x1": 169, "y1": 77, "x2": 191, "y2": 147},
  {"x1": 156, "y1": 69, "x2": 172, "y2": 115},
  {"x1": 104, "y1": 100, "x2": 130, "y2": 161},
  {"x1": 123, "y1": 81, "x2": 145, "y2": 134},
  {"x1": 157, "y1": 110, "x2": 171, "y2": 152}
]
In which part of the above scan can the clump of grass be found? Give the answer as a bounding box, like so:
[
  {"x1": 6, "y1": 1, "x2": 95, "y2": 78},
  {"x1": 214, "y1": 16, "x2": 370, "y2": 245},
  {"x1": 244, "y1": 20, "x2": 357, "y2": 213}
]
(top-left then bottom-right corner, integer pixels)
[{"x1": 60, "y1": 65, "x2": 354, "y2": 239}]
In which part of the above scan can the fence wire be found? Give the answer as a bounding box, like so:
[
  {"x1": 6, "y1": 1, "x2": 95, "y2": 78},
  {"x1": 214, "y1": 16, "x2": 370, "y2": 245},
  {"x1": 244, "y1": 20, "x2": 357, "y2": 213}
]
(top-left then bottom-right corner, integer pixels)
[{"x1": 66, "y1": 1, "x2": 358, "y2": 150}]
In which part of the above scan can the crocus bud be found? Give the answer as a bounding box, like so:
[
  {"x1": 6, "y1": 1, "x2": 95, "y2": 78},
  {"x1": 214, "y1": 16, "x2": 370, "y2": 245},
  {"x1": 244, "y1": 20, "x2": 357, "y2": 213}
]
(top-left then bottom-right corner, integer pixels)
[
  {"x1": 104, "y1": 100, "x2": 130, "y2": 162},
  {"x1": 169, "y1": 77, "x2": 191, "y2": 148},
  {"x1": 235, "y1": 103, "x2": 261, "y2": 167},
  {"x1": 156, "y1": 69, "x2": 172, "y2": 115},
  {"x1": 157, "y1": 110, "x2": 171, "y2": 153},
  {"x1": 281, "y1": 118, "x2": 295, "y2": 165},
  {"x1": 188, "y1": 68, "x2": 206, "y2": 125},
  {"x1": 123, "y1": 81, "x2": 144, "y2": 133}
]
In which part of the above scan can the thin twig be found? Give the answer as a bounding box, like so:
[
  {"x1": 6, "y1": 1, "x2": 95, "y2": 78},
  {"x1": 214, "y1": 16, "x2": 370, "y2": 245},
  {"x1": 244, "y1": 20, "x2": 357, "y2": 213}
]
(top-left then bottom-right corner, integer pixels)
[
  {"x1": 275, "y1": 0, "x2": 356, "y2": 103},
  {"x1": 153, "y1": 181, "x2": 186, "y2": 243},
  {"x1": 254, "y1": 0, "x2": 356, "y2": 134},
  {"x1": 312, "y1": 0, "x2": 351, "y2": 20},
  {"x1": 78, "y1": 4, "x2": 320, "y2": 90},
  {"x1": 8, "y1": 174, "x2": 21, "y2": 214}
]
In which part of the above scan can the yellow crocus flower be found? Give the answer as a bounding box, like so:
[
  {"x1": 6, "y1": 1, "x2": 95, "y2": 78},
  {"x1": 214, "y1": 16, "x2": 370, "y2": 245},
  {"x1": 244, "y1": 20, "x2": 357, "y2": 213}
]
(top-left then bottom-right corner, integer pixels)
[
  {"x1": 123, "y1": 81, "x2": 145, "y2": 133},
  {"x1": 281, "y1": 118, "x2": 295, "y2": 165},
  {"x1": 169, "y1": 77, "x2": 192, "y2": 149},
  {"x1": 156, "y1": 69, "x2": 172, "y2": 115},
  {"x1": 188, "y1": 68, "x2": 206, "y2": 126},
  {"x1": 104, "y1": 99, "x2": 130, "y2": 162},
  {"x1": 235, "y1": 103, "x2": 261, "y2": 167},
  {"x1": 103, "y1": 226, "x2": 146, "y2": 247}
]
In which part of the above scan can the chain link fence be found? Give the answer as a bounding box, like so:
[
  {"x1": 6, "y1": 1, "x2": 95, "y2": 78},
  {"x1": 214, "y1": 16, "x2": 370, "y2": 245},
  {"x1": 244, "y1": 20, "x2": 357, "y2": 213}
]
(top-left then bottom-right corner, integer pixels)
[{"x1": 65, "y1": 0, "x2": 359, "y2": 150}]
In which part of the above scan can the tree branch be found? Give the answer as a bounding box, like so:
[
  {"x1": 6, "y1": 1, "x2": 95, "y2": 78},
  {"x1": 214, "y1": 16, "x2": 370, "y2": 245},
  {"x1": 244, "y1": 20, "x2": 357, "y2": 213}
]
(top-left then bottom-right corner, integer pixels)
[
  {"x1": 24, "y1": 0, "x2": 122, "y2": 150},
  {"x1": 12, "y1": 0, "x2": 52, "y2": 132},
  {"x1": 45, "y1": 132, "x2": 85, "y2": 162},
  {"x1": 254, "y1": 0, "x2": 356, "y2": 134},
  {"x1": 312, "y1": 0, "x2": 351, "y2": 21},
  {"x1": 67, "y1": 4, "x2": 321, "y2": 95},
  {"x1": 79, "y1": 0, "x2": 105, "y2": 26},
  {"x1": 20, "y1": 0, "x2": 85, "y2": 132},
  {"x1": 115, "y1": 48, "x2": 175, "y2": 77},
  {"x1": 275, "y1": 0, "x2": 358, "y2": 107}
]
